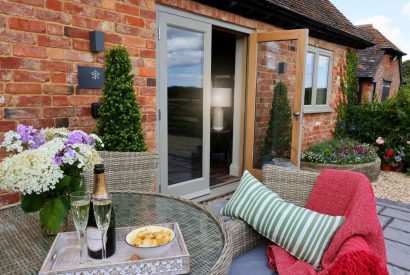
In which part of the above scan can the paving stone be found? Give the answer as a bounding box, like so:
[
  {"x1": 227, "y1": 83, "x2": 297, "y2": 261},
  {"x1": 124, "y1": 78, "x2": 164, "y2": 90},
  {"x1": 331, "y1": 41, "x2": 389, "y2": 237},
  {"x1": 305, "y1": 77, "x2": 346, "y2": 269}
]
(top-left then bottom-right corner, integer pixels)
[
  {"x1": 378, "y1": 215, "x2": 392, "y2": 228},
  {"x1": 388, "y1": 264, "x2": 410, "y2": 275},
  {"x1": 384, "y1": 227, "x2": 410, "y2": 245},
  {"x1": 385, "y1": 240, "x2": 410, "y2": 270},
  {"x1": 389, "y1": 219, "x2": 410, "y2": 233},
  {"x1": 380, "y1": 208, "x2": 410, "y2": 222},
  {"x1": 377, "y1": 199, "x2": 410, "y2": 213},
  {"x1": 376, "y1": 205, "x2": 385, "y2": 213}
]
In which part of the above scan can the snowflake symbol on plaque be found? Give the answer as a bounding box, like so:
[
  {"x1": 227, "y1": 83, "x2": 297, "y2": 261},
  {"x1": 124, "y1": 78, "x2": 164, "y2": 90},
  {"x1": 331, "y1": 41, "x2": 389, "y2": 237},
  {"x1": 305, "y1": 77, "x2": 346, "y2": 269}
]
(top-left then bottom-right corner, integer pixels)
[{"x1": 91, "y1": 69, "x2": 101, "y2": 80}]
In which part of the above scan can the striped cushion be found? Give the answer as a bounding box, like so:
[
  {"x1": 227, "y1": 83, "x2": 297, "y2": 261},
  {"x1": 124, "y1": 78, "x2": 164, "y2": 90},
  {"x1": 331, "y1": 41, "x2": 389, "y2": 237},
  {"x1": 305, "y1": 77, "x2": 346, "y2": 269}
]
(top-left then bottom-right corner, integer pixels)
[{"x1": 221, "y1": 171, "x2": 345, "y2": 268}]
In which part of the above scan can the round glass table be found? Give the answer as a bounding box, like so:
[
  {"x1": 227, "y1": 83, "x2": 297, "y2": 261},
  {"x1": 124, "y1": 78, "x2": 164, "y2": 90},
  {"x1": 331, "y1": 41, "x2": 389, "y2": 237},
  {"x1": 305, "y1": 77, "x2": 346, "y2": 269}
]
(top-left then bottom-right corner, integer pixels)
[{"x1": 0, "y1": 192, "x2": 231, "y2": 275}]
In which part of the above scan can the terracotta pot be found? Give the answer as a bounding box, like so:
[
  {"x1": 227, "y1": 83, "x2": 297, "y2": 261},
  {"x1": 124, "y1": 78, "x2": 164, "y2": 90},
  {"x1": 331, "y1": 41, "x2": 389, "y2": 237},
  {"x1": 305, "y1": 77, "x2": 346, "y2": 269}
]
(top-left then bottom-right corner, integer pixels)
[
  {"x1": 394, "y1": 162, "x2": 404, "y2": 172},
  {"x1": 380, "y1": 164, "x2": 393, "y2": 172}
]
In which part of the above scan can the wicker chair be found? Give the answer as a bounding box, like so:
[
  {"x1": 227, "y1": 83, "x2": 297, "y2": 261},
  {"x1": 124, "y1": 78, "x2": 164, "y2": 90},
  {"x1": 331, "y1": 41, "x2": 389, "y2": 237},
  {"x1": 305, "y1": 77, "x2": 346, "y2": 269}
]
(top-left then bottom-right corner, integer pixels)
[
  {"x1": 84, "y1": 151, "x2": 159, "y2": 193},
  {"x1": 224, "y1": 164, "x2": 320, "y2": 259}
]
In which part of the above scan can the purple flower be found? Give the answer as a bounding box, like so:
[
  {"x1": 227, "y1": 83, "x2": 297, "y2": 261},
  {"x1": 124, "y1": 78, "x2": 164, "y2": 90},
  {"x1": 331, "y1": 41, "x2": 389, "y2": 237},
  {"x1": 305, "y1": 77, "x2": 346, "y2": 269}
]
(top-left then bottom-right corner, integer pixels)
[
  {"x1": 66, "y1": 130, "x2": 93, "y2": 146},
  {"x1": 16, "y1": 124, "x2": 46, "y2": 150},
  {"x1": 54, "y1": 156, "x2": 62, "y2": 166}
]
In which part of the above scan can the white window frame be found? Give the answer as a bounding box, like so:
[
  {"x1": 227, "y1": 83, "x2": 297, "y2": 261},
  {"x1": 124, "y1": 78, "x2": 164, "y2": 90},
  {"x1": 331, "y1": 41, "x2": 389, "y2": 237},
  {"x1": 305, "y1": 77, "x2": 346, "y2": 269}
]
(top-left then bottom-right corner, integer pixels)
[{"x1": 303, "y1": 46, "x2": 333, "y2": 113}]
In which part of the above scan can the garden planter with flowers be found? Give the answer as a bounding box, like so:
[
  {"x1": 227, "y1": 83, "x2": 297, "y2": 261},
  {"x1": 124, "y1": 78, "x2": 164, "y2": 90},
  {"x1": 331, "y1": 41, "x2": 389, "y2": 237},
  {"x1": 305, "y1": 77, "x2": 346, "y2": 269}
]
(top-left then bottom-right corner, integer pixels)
[
  {"x1": 301, "y1": 139, "x2": 381, "y2": 181},
  {"x1": 0, "y1": 125, "x2": 103, "y2": 235},
  {"x1": 375, "y1": 137, "x2": 408, "y2": 173}
]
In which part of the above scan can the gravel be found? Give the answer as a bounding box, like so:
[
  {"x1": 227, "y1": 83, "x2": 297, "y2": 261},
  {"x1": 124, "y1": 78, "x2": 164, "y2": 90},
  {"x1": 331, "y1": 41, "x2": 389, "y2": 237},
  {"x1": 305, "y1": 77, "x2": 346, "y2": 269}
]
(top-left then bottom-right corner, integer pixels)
[{"x1": 372, "y1": 171, "x2": 410, "y2": 204}]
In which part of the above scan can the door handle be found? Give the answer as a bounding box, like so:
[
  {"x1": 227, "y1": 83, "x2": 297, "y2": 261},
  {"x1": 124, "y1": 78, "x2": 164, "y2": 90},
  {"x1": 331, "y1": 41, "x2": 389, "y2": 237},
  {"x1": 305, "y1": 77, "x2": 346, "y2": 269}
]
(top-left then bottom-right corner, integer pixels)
[{"x1": 293, "y1": 112, "x2": 300, "y2": 117}]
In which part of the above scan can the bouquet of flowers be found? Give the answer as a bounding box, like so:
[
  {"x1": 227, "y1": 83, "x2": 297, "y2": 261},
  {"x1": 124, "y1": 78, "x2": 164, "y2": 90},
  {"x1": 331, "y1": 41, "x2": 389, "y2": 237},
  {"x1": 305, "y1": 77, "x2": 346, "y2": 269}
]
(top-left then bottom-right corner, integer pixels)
[
  {"x1": 0, "y1": 125, "x2": 103, "y2": 234},
  {"x1": 375, "y1": 137, "x2": 407, "y2": 170}
]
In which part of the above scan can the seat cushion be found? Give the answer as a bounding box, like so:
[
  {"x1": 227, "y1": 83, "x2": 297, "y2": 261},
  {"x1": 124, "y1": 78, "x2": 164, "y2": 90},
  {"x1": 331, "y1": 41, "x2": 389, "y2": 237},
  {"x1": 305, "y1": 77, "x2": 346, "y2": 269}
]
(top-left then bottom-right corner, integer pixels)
[
  {"x1": 221, "y1": 171, "x2": 345, "y2": 268},
  {"x1": 228, "y1": 245, "x2": 277, "y2": 275}
]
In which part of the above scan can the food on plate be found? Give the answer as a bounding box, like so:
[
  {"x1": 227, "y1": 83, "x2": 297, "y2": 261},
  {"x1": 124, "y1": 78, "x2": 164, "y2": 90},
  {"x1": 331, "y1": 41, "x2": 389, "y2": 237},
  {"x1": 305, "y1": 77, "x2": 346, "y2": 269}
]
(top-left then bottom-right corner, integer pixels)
[
  {"x1": 131, "y1": 228, "x2": 173, "y2": 247},
  {"x1": 128, "y1": 254, "x2": 141, "y2": 261}
]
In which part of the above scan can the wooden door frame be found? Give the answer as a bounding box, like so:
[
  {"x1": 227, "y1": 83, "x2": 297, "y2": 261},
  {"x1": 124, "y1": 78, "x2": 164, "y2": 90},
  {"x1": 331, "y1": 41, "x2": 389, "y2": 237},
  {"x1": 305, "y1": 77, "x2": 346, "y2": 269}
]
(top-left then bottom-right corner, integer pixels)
[{"x1": 244, "y1": 29, "x2": 309, "y2": 179}]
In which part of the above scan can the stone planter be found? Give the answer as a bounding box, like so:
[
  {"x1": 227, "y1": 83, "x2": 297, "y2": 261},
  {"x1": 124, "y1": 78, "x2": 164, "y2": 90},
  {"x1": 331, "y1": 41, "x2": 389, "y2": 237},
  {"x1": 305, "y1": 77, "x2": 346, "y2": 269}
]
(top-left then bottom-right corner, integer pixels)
[{"x1": 301, "y1": 158, "x2": 381, "y2": 182}]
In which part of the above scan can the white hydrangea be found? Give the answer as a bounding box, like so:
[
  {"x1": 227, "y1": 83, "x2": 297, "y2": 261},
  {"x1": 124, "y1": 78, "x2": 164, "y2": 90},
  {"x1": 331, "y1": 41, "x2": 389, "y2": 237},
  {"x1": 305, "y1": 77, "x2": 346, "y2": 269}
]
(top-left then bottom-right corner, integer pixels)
[
  {"x1": 90, "y1": 133, "x2": 104, "y2": 147},
  {"x1": 1, "y1": 131, "x2": 23, "y2": 153},
  {"x1": 44, "y1": 127, "x2": 69, "y2": 141},
  {"x1": 0, "y1": 139, "x2": 66, "y2": 194},
  {"x1": 71, "y1": 144, "x2": 102, "y2": 171}
]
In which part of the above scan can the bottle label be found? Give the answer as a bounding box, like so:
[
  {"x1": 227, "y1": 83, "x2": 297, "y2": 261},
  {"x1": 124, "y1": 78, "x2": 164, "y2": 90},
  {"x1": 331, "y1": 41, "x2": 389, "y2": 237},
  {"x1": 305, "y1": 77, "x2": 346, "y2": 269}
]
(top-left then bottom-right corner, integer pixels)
[{"x1": 87, "y1": 227, "x2": 107, "y2": 251}]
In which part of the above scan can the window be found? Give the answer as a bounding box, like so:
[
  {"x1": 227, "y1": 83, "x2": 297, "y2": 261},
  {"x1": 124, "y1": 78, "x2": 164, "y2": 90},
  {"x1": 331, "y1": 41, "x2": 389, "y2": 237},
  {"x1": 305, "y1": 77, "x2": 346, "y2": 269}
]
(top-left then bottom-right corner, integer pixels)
[
  {"x1": 381, "y1": 80, "x2": 391, "y2": 101},
  {"x1": 304, "y1": 46, "x2": 333, "y2": 112}
]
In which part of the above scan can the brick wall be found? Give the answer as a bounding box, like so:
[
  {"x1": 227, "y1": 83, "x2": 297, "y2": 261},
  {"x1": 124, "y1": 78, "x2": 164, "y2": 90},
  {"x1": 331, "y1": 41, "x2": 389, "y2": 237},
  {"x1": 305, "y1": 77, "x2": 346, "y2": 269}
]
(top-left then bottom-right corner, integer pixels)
[
  {"x1": 301, "y1": 39, "x2": 348, "y2": 150},
  {"x1": 0, "y1": 0, "x2": 350, "y2": 204},
  {"x1": 373, "y1": 54, "x2": 402, "y2": 99},
  {"x1": 0, "y1": 0, "x2": 157, "y2": 160}
]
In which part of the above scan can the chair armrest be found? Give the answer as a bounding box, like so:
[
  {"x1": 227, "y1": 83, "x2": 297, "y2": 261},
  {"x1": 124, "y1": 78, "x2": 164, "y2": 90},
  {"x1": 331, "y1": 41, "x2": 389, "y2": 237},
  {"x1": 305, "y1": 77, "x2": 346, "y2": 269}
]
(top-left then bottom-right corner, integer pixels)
[
  {"x1": 262, "y1": 164, "x2": 319, "y2": 207},
  {"x1": 225, "y1": 218, "x2": 269, "y2": 259}
]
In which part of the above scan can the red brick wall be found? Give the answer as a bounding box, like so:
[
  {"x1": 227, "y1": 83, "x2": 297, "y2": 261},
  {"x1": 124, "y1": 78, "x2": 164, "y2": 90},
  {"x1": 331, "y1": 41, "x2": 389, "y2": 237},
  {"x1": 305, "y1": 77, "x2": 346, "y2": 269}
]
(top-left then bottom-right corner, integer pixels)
[
  {"x1": 373, "y1": 54, "x2": 402, "y2": 99},
  {"x1": 0, "y1": 0, "x2": 351, "y2": 204},
  {"x1": 301, "y1": 39, "x2": 348, "y2": 150},
  {"x1": 0, "y1": 0, "x2": 157, "y2": 160}
]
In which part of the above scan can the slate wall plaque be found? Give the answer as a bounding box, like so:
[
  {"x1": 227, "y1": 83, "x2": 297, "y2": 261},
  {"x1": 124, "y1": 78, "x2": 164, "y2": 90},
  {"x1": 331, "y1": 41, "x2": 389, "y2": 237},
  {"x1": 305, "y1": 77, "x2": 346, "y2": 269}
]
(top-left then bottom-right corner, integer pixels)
[{"x1": 78, "y1": 66, "x2": 104, "y2": 89}]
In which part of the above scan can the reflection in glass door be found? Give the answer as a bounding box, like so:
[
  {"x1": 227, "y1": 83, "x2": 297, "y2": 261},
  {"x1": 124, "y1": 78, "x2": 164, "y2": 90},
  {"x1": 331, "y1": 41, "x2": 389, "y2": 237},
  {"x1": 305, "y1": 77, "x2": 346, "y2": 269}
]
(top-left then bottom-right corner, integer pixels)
[
  {"x1": 245, "y1": 30, "x2": 308, "y2": 179},
  {"x1": 158, "y1": 12, "x2": 211, "y2": 198}
]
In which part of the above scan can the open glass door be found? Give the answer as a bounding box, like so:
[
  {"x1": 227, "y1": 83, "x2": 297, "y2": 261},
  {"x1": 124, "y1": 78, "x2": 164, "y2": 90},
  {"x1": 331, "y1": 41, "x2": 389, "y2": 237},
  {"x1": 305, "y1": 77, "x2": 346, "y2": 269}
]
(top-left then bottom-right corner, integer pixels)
[
  {"x1": 158, "y1": 12, "x2": 211, "y2": 198},
  {"x1": 244, "y1": 30, "x2": 308, "y2": 179}
]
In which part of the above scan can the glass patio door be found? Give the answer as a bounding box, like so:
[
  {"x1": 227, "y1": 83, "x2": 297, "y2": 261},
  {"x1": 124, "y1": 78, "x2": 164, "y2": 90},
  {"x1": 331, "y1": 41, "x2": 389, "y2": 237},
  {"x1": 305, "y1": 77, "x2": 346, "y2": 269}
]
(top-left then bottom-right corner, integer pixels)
[
  {"x1": 158, "y1": 12, "x2": 211, "y2": 198},
  {"x1": 244, "y1": 30, "x2": 308, "y2": 179}
]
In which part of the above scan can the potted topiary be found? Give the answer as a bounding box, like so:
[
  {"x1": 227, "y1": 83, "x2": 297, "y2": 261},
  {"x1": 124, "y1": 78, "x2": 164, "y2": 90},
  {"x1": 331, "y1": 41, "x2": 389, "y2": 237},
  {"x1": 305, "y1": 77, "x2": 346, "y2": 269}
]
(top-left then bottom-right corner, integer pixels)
[
  {"x1": 93, "y1": 46, "x2": 158, "y2": 192},
  {"x1": 261, "y1": 81, "x2": 292, "y2": 167}
]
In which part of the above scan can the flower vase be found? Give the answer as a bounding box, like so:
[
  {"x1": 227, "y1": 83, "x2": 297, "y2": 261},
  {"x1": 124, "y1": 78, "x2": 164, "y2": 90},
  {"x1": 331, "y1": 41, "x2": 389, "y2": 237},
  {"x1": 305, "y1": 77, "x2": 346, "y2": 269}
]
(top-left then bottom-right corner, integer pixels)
[
  {"x1": 40, "y1": 211, "x2": 69, "y2": 236},
  {"x1": 380, "y1": 164, "x2": 393, "y2": 172}
]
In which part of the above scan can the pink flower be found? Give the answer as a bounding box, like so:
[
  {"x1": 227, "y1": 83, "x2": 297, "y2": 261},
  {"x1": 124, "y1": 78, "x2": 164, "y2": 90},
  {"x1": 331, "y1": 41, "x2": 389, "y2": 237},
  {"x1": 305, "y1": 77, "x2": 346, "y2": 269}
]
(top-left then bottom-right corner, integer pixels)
[
  {"x1": 407, "y1": 141, "x2": 410, "y2": 145},
  {"x1": 376, "y1": 137, "x2": 384, "y2": 145}
]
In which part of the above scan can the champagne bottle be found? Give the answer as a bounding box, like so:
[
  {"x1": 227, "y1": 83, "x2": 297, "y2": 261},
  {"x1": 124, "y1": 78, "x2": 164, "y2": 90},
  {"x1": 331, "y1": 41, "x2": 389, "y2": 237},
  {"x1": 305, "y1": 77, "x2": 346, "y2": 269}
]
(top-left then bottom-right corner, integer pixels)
[{"x1": 87, "y1": 164, "x2": 116, "y2": 258}]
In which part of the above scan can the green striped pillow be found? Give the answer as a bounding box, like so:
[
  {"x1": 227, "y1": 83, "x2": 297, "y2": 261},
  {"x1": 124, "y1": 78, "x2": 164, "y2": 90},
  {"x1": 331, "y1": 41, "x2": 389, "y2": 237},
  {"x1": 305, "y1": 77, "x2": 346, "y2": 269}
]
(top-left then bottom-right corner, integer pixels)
[{"x1": 221, "y1": 170, "x2": 344, "y2": 268}]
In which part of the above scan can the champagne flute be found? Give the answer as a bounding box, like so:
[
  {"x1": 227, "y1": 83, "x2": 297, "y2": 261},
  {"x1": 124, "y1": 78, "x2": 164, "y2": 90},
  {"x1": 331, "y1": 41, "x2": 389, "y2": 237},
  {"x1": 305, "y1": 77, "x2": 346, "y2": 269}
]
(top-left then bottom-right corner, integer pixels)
[
  {"x1": 92, "y1": 194, "x2": 112, "y2": 260},
  {"x1": 70, "y1": 191, "x2": 90, "y2": 264}
]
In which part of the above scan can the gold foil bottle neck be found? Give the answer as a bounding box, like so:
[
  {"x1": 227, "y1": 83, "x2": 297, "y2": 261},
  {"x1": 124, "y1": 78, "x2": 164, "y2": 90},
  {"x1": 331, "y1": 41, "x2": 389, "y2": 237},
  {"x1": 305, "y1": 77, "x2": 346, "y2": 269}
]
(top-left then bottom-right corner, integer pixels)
[{"x1": 93, "y1": 164, "x2": 108, "y2": 197}]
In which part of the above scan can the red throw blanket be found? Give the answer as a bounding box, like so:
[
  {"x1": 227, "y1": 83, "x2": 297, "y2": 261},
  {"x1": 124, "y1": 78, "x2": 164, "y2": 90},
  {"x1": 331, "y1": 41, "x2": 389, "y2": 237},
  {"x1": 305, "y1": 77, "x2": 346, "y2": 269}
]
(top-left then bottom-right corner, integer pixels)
[{"x1": 266, "y1": 169, "x2": 388, "y2": 274}]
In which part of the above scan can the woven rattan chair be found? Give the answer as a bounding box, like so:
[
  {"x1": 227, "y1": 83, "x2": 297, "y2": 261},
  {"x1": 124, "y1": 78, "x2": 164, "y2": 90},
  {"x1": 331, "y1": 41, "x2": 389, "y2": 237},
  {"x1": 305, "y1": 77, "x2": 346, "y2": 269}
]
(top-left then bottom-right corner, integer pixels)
[
  {"x1": 225, "y1": 164, "x2": 320, "y2": 259},
  {"x1": 84, "y1": 151, "x2": 159, "y2": 193}
]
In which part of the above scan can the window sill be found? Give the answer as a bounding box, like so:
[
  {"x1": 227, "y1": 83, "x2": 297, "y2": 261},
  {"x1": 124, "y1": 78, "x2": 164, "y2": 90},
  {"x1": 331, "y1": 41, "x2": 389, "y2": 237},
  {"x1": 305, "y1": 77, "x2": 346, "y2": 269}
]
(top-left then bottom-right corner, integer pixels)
[{"x1": 303, "y1": 107, "x2": 334, "y2": 114}]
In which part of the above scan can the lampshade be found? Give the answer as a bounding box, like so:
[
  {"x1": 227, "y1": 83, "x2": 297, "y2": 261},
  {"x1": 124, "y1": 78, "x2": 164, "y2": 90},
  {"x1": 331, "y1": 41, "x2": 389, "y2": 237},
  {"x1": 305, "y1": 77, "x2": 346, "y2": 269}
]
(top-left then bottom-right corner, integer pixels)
[{"x1": 211, "y1": 88, "x2": 232, "y2": 107}]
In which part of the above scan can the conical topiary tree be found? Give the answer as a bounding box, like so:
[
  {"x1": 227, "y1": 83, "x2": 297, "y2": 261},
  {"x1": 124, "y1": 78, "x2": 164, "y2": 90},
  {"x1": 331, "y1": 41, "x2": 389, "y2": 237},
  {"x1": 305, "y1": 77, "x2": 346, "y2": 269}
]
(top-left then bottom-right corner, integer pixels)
[
  {"x1": 97, "y1": 46, "x2": 146, "y2": 152},
  {"x1": 261, "y1": 81, "x2": 292, "y2": 160}
]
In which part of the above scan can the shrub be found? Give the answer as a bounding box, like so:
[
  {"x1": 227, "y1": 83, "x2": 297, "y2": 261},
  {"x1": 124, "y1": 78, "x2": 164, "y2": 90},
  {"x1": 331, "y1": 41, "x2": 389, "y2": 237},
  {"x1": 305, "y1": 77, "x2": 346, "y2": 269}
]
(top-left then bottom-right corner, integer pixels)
[
  {"x1": 261, "y1": 81, "x2": 292, "y2": 160},
  {"x1": 97, "y1": 46, "x2": 146, "y2": 152},
  {"x1": 301, "y1": 139, "x2": 378, "y2": 165},
  {"x1": 339, "y1": 85, "x2": 410, "y2": 166}
]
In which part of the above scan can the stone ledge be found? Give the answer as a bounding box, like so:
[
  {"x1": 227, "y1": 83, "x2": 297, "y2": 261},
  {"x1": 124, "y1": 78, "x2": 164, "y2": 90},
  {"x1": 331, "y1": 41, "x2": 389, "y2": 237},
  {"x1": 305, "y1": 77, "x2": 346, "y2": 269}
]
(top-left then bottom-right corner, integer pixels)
[{"x1": 301, "y1": 158, "x2": 381, "y2": 182}]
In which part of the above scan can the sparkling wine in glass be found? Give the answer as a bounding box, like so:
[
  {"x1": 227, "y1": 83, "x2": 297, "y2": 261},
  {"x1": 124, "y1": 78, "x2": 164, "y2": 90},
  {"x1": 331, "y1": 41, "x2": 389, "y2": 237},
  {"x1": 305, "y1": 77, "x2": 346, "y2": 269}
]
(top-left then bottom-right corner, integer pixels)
[
  {"x1": 92, "y1": 194, "x2": 112, "y2": 260},
  {"x1": 70, "y1": 191, "x2": 90, "y2": 264}
]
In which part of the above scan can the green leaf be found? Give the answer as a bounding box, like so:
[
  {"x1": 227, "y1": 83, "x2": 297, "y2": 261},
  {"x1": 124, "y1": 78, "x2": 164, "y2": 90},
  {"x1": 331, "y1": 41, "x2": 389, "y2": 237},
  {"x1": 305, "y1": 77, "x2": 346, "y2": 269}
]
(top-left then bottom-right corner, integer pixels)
[
  {"x1": 21, "y1": 193, "x2": 45, "y2": 213},
  {"x1": 40, "y1": 197, "x2": 67, "y2": 235},
  {"x1": 55, "y1": 175, "x2": 71, "y2": 193},
  {"x1": 61, "y1": 195, "x2": 70, "y2": 212}
]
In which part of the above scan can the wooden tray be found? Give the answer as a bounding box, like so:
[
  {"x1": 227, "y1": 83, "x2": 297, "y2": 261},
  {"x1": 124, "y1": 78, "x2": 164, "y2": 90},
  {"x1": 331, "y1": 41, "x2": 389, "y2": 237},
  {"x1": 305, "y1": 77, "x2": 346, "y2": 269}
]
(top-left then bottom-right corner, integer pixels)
[{"x1": 39, "y1": 223, "x2": 190, "y2": 275}]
